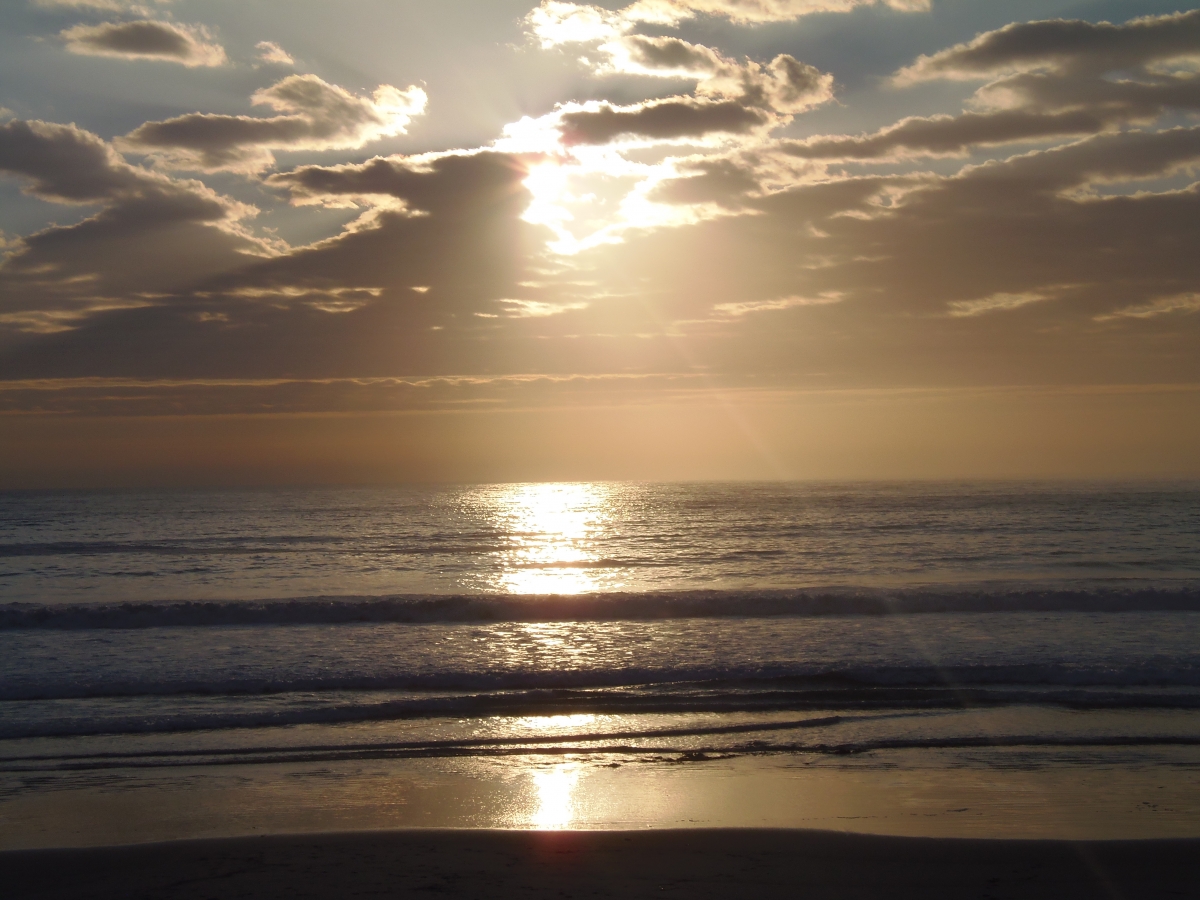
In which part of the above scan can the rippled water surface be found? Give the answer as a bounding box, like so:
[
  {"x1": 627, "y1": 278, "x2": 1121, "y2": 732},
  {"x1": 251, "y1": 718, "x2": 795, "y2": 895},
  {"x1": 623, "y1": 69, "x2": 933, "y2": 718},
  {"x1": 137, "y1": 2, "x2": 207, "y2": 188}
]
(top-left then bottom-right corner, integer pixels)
[{"x1": 2, "y1": 481, "x2": 1198, "y2": 604}]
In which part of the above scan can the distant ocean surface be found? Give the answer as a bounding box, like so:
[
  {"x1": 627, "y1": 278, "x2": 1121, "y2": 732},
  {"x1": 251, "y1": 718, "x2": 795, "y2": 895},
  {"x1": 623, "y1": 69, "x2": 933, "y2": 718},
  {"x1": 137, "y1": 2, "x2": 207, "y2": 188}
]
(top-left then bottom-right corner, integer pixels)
[{"x1": 2, "y1": 482, "x2": 1200, "y2": 810}]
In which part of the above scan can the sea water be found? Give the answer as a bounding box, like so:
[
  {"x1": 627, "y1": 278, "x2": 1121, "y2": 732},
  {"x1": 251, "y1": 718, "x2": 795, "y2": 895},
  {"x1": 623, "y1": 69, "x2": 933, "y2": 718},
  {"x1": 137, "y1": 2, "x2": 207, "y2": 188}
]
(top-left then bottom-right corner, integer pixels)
[{"x1": 2, "y1": 482, "x2": 1199, "y2": 842}]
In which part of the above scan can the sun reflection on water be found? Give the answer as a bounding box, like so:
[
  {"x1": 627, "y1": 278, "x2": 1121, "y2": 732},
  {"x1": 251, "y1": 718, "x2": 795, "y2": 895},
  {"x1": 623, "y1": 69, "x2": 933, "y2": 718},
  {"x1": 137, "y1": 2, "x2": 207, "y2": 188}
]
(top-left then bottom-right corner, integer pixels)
[{"x1": 486, "y1": 482, "x2": 620, "y2": 594}]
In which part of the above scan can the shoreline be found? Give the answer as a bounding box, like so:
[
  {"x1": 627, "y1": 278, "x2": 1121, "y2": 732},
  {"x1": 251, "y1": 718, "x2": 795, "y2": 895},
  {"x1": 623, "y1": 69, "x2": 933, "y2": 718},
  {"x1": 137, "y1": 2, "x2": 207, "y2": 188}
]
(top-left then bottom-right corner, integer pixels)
[
  {"x1": 4, "y1": 828, "x2": 1198, "y2": 899},
  {"x1": 6, "y1": 744, "x2": 1200, "y2": 849}
]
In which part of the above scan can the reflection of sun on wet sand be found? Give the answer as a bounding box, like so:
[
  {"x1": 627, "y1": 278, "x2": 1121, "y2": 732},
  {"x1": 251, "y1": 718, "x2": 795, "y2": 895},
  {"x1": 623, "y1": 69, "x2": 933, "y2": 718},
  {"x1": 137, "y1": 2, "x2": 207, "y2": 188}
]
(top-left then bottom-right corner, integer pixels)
[
  {"x1": 6, "y1": 829, "x2": 1197, "y2": 899},
  {"x1": 531, "y1": 763, "x2": 581, "y2": 829}
]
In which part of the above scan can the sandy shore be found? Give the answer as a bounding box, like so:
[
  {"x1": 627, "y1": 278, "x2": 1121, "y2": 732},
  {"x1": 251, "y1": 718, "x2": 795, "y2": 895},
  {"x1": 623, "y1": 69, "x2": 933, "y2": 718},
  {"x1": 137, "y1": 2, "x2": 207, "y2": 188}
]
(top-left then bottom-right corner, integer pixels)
[{"x1": 3, "y1": 829, "x2": 1197, "y2": 899}]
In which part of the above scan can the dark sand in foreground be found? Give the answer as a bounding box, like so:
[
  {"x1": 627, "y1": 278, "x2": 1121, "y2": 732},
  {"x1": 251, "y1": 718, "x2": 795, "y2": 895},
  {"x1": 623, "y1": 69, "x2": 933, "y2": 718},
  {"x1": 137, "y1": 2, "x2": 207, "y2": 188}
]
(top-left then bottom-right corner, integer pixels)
[{"x1": 3, "y1": 829, "x2": 1196, "y2": 899}]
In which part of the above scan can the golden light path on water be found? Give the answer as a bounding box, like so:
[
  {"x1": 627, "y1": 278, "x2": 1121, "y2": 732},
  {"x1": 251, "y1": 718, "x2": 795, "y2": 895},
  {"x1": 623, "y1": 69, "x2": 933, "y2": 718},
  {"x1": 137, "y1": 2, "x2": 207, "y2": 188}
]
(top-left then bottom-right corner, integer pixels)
[
  {"x1": 486, "y1": 482, "x2": 621, "y2": 595},
  {"x1": 479, "y1": 484, "x2": 616, "y2": 826}
]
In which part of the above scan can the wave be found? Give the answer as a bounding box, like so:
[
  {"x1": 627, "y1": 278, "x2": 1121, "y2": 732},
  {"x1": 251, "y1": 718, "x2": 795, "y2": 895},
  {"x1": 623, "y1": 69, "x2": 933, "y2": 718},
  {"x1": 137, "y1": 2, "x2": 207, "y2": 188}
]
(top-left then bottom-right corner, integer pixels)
[
  {"x1": 0, "y1": 538, "x2": 514, "y2": 558},
  {"x1": 4, "y1": 587, "x2": 1200, "y2": 630},
  {"x1": 6, "y1": 663, "x2": 1200, "y2": 703},
  {"x1": 4, "y1": 679, "x2": 1199, "y2": 743}
]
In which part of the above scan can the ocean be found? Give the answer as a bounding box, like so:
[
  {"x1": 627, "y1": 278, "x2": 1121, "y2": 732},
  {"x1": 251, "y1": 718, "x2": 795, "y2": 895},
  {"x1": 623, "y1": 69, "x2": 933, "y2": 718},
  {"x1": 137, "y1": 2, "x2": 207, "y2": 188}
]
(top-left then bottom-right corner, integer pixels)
[{"x1": 2, "y1": 481, "x2": 1199, "y2": 841}]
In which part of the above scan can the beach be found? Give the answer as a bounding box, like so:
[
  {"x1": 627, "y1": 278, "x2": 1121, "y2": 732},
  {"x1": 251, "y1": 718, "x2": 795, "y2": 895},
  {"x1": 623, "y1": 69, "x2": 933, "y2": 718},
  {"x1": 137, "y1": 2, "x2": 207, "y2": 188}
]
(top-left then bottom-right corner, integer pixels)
[
  {"x1": 6, "y1": 828, "x2": 1199, "y2": 899},
  {"x1": 3, "y1": 483, "x2": 1199, "y2": 893}
]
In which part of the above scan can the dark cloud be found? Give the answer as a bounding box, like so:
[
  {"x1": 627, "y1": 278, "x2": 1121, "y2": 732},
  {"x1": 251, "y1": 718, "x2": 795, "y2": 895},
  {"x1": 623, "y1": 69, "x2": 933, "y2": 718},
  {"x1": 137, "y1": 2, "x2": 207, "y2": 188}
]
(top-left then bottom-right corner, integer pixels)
[
  {"x1": 61, "y1": 20, "x2": 226, "y2": 67},
  {"x1": 36, "y1": 1, "x2": 173, "y2": 8},
  {"x1": 784, "y1": 110, "x2": 1110, "y2": 160},
  {"x1": 120, "y1": 75, "x2": 427, "y2": 173},
  {"x1": 0, "y1": 150, "x2": 549, "y2": 376},
  {"x1": 0, "y1": 119, "x2": 264, "y2": 334},
  {"x1": 0, "y1": 118, "x2": 145, "y2": 202},
  {"x1": 235, "y1": 151, "x2": 544, "y2": 309},
  {"x1": 267, "y1": 150, "x2": 536, "y2": 211},
  {"x1": 975, "y1": 70, "x2": 1200, "y2": 120},
  {"x1": 782, "y1": 9, "x2": 1200, "y2": 163},
  {"x1": 559, "y1": 98, "x2": 768, "y2": 144},
  {"x1": 623, "y1": 34, "x2": 720, "y2": 73},
  {"x1": 897, "y1": 9, "x2": 1200, "y2": 82},
  {"x1": 651, "y1": 157, "x2": 763, "y2": 206},
  {"x1": 675, "y1": 127, "x2": 1200, "y2": 324}
]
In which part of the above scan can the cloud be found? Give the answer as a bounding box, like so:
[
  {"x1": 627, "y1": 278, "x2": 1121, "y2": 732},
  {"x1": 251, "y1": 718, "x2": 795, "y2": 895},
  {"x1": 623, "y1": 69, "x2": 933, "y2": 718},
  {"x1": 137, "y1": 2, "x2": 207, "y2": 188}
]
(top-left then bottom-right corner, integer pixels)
[
  {"x1": 777, "y1": 10, "x2": 1200, "y2": 164},
  {"x1": 551, "y1": 120, "x2": 1200, "y2": 370},
  {"x1": 505, "y1": 20, "x2": 833, "y2": 249},
  {"x1": 0, "y1": 119, "x2": 267, "y2": 332},
  {"x1": 235, "y1": 150, "x2": 548, "y2": 318},
  {"x1": 1096, "y1": 293, "x2": 1200, "y2": 322},
  {"x1": 559, "y1": 98, "x2": 770, "y2": 145},
  {"x1": 530, "y1": 0, "x2": 927, "y2": 41},
  {"x1": 1, "y1": 117, "x2": 181, "y2": 203},
  {"x1": 619, "y1": 36, "x2": 834, "y2": 111},
  {"x1": 61, "y1": 20, "x2": 227, "y2": 67},
  {"x1": 784, "y1": 110, "x2": 1114, "y2": 160},
  {"x1": 649, "y1": 156, "x2": 764, "y2": 207},
  {"x1": 255, "y1": 41, "x2": 294, "y2": 66},
  {"x1": 518, "y1": 24, "x2": 836, "y2": 155},
  {"x1": 896, "y1": 9, "x2": 1200, "y2": 83},
  {"x1": 35, "y1": 0, "x2": 173, "y2": 9},
  {"x1": 715, "y1": 292, "x2": 843, "y2": 316},
  {"x1": 803, "y1": 128, "x2": 1200, "y2": 324},
  {"x1": 266, "y1": 150, "x2": 535, "y2": 212},
  {"x1": 947, "y1": 291, "x2": 1048, "y2": 318},
  {"x1": 619, "y1": 34, "x2": 721, "y2": 75},
  {"x1": 530, "y1": 8, "x2": 835, "y2": 118},
  {"x1": 631, "y1": 0, "x2": 930, "y2": 24},
  {"x1": 119, "y1": 75, "x2": 427, "y2": 173}
]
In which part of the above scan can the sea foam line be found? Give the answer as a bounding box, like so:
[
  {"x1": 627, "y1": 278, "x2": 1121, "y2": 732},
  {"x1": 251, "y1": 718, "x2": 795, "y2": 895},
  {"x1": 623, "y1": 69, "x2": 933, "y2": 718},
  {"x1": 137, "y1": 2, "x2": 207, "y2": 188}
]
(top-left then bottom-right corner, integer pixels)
[
  {"x1": 3, "y1": 685, "x2": 1199, "y2": 740},
  {"x1": 5, "y1": 734, "x2": 1199, "y2": 774},
  {"x1": 0, "y1": 716, "x2": 848, "y2": 765}
]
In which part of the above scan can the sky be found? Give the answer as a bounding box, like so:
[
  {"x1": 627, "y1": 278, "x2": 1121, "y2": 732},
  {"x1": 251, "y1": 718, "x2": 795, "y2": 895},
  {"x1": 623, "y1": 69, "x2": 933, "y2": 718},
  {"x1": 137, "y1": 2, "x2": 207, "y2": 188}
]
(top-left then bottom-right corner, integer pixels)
[{"x1": 1, "y1": 0, "x2": 1198, "y2": 486}]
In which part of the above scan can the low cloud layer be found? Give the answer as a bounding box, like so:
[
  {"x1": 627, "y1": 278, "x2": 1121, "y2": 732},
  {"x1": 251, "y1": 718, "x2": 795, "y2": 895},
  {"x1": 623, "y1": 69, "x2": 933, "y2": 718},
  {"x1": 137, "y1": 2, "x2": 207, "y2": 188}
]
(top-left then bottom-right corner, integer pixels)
[{"x1": 61, "y1": 20, "x2": 227, "y2": 67}]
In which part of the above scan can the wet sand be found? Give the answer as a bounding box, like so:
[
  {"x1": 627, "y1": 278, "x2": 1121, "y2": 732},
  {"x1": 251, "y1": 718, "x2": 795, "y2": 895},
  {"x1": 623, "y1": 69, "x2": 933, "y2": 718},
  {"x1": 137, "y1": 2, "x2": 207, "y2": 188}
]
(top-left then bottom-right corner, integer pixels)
[{"x1": 3, "y1": 829, "x2": 1197, "y2": 899}]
